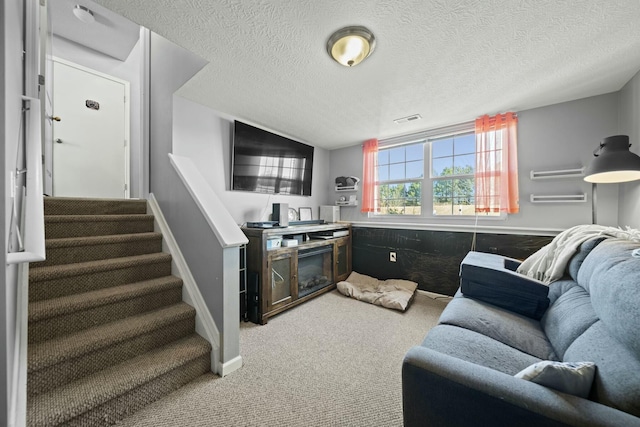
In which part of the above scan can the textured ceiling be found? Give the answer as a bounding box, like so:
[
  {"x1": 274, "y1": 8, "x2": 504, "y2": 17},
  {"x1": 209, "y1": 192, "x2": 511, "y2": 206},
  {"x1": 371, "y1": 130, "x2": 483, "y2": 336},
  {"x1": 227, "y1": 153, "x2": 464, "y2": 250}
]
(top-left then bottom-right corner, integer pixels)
[
  {"x1": 85, "y1": 0, "x2": 640, "y2": 149},
  {"x1": 51, "y1": 0, "x2": 140, "y2": 61}
]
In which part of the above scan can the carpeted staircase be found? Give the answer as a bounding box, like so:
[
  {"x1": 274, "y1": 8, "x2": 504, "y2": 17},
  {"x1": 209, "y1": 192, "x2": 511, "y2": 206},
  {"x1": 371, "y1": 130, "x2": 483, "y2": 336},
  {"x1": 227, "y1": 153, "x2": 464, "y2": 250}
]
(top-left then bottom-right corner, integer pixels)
[{"x1": 27, "y1": 197, "x2": 212, "y2": 427}]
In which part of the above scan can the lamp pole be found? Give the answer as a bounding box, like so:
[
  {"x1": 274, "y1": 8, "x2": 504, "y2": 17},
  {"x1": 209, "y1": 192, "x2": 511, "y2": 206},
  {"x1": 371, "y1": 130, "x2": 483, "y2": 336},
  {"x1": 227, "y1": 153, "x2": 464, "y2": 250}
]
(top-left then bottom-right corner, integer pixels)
[{"x1": 591, "y1": 183, "x2": 597, "y2": 224}]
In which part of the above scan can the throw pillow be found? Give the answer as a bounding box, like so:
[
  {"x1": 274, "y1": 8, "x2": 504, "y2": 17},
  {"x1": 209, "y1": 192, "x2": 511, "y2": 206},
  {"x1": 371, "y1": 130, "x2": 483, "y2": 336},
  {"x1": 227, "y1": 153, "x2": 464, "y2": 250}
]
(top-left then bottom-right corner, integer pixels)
[{"x1": 514, "y1": 361, "x2": 596, "y2": 398}]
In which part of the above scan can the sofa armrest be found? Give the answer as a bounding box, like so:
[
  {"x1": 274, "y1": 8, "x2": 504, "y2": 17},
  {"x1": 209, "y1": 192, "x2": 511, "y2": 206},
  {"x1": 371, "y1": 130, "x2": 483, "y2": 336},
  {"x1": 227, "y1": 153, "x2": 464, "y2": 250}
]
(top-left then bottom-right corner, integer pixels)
[
  {"x1": 402, "y1": 346, "x2": 640, "y2": 427},
  {"x1": 460, "y1": 251, "x2": 550, "y2": 319}
]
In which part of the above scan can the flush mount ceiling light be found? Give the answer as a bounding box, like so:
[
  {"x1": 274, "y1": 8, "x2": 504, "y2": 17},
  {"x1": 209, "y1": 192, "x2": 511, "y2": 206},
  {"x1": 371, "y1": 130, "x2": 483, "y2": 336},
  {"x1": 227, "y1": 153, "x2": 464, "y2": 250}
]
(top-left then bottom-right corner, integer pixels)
[
  {"x1": 326, "y1": 26, "x2": 376, "y2": 67},
  {"x1": 73, "y1": 5, "x2": 95, "y2": 24}
]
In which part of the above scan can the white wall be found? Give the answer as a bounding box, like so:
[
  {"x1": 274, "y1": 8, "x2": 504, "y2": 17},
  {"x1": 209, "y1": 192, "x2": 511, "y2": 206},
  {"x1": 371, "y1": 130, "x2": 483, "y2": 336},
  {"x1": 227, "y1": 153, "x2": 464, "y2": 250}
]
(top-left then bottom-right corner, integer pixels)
[
  {"x1": 52, "y1": 33, "x2": 144, "y2": 197},
  {"x1": 172, "y1": 96, "x2": 332, "y2": 225},
  {"x1": 517, "y1": 93, "x2": 619, "y2": 228},
  {"x1": 618, "y1": 69, "x2": 640, "y2": 229},
  {"x1": 330, "y1": 92, "x2": 621, "y2": 231}
]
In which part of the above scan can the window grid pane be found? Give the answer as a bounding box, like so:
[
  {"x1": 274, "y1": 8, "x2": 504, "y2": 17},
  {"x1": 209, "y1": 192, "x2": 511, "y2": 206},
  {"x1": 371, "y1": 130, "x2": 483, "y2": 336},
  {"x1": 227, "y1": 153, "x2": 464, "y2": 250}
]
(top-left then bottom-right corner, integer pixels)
[
  {"x1": 375, "y1": 126, "x2": 502, "y2": 217},
  {"x1": 378, "y1": 182, "x2": 422, "y2": 216},
  {"x1": 454, "y1": 133, "x2": 476, "y2": 155}
]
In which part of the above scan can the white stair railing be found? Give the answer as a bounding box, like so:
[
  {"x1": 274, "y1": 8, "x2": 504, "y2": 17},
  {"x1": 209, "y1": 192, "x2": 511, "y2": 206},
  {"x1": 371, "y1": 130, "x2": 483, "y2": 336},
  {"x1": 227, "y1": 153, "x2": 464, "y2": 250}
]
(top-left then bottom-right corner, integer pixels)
[{"x1": 7, "y1": 96, "x2": 45, "y2": 264}]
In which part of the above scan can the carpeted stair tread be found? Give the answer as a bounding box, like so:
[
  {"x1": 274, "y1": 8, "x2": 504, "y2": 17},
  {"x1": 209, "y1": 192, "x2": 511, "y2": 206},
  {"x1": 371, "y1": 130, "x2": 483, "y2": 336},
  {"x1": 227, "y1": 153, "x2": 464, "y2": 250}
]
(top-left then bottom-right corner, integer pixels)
[
  {"x1": 45, "y1": 214, "x2": 155, "y2": 239},
  {"x1": 45, "y1": 214, "x2": 154, "y2": 223},
  {"x1": 28, "y1": 310, "x2": 196, "y2": 396},
  {"x1": 27, "y1": 334, "x2": 211, "y2": 427},
  {"x1": 29, "y1": 253, "x2": 173, "y2": 302},
  {"x1": 28, "y1": 276, "x2": 183, "y2": 344},
  {"x1": 43, "y1": 232, "x2": 162, "y2": 249},
  {"x1": 29, "y1": 252, "x2": 172, "y2": 283},
  {"x1": 29, "y1": 275, "x2": 183, "y2": 322},
  {"x1": 29, "y1": 197, "x2": 213, "y2": 425},
  {"x1": 55, "y1": 356, "x2": 210, "y2": 427},
  {"x1": 33, "y1": 232, "x2": 163, "y2": 267},
  {"x1": 44, "y1": 197, "x2": 147, "y2": 216},
  {"x1": 28, "y1": 302, "x2": 195, "y2": 372}
]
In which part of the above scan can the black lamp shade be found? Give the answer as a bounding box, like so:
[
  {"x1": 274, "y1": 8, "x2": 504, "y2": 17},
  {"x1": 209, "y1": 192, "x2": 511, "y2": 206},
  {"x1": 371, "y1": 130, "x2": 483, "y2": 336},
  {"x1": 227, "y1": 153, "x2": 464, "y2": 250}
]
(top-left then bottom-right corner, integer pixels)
[{"x1": 584, "y1": 135, "x2": 640, "y2": 183}]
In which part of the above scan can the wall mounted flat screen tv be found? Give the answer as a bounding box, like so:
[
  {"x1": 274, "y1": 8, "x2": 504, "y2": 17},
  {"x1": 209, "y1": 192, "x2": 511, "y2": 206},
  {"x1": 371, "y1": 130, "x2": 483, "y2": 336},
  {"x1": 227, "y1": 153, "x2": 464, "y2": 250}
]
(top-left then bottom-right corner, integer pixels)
[{"x1": 232, "y1": 121, "x2": 314, "y2": 196}]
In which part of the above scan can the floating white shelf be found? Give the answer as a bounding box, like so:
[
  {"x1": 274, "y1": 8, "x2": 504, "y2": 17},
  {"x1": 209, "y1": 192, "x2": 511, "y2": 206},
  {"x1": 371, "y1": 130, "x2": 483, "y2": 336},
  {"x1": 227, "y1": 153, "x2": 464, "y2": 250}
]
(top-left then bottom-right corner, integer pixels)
[
  {"x1": 335, "y1": 184, "x2": 359, "y2": 192},
  {"x1": 530, "y1": 194, "x2": 587, "y2": 203},
  {"x1": 530, "y1": 167, "x2": 584, "y2": 180},
  {"x1": 336, "y1": 200, "x2": 358, "y2": 206}
]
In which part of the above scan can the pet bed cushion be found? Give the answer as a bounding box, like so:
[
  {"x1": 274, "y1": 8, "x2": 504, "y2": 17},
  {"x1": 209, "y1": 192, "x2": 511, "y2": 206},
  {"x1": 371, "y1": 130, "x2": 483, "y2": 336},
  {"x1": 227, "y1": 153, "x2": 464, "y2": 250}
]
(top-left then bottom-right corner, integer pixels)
[{"x1": 337, "y1": 271, "x2": 418, "y2": 311}]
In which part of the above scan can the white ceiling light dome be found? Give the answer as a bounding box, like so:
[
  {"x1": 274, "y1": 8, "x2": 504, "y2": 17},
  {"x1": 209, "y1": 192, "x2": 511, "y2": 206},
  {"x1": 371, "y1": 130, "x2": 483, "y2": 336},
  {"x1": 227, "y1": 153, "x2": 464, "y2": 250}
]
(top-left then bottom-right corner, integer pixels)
[
  {"x1": 327, "y1": 26, "x2": 376, "y2": 67},
  {"x1": 73, "y1": 5, "x2": 95, "y2": 24}
]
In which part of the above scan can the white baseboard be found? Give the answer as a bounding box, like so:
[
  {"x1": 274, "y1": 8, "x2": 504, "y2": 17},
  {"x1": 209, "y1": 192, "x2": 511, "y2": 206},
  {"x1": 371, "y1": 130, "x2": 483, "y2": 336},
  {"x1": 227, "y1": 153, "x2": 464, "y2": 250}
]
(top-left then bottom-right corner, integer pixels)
[
  {"x1": 219, "y1": 355, "x2": 243, "y2": 377},
  {"x1": 147, "y1": 193, "x2": 222, "y2": 374}
]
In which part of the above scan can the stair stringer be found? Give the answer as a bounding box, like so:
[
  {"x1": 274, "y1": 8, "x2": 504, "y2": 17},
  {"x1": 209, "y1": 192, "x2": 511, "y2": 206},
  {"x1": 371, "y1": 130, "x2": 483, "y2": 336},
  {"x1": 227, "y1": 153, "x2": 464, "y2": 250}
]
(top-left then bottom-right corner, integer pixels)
[{"x1": 147, "y1": 193, "x2": 223, "y2": 375}]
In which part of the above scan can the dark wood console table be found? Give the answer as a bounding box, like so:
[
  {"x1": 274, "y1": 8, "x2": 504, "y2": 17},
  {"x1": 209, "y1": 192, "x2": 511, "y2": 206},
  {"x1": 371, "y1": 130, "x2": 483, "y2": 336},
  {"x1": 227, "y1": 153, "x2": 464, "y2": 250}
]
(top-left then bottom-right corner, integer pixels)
[{"x1": 242, "y1": 223, "x2": 352, "y2": 324}]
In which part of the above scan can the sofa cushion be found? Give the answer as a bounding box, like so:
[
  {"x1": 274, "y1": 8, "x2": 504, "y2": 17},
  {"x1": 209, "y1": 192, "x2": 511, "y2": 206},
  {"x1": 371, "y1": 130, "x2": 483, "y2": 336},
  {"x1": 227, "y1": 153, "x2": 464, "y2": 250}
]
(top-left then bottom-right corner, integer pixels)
[
  {"x1": 577, "y1": 239, "x2": 640, "y2": 355},
  {"x1": 565, "y1": 237, "x2": 605, "y2": 282},
  {"x1": 422, "y1": 324, "x2": 541, "y2": 376},
  {"x1": 564, "y1": 321, "x2": 640, "y2": 417},
  {"x1": 546, "y1": 279, "x2": 577, "y2": 305},
  {"x1": 514, "y1": 360, "x2": 596, "y2": 398},
  {"x1": 541, "y1": 280, "x2": 599, "y2": 359},
  {"x1": 459, "y1": 251, "x2": 550, "y2": 319},
  {"x1": 439, "y1": 293, "x2": 557, "y2": 360}
]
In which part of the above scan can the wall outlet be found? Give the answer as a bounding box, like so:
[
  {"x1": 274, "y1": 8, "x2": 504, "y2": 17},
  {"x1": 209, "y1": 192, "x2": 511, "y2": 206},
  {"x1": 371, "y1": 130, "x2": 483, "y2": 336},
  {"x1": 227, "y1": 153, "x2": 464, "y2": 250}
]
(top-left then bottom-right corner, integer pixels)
[{"x1": 389, "y1": 252, "x2": 397, "y2": 262}]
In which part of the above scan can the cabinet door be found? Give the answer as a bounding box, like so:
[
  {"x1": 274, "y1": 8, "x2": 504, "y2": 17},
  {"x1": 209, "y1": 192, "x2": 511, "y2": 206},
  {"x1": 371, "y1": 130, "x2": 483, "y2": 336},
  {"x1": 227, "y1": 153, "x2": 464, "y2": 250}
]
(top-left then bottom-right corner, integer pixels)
[
  {"x1": 266, "y1": 252, "x2": 297, "y2": 312},
  {"x1": 334, "y1": 236, "x2": 352, "y2": 282}
]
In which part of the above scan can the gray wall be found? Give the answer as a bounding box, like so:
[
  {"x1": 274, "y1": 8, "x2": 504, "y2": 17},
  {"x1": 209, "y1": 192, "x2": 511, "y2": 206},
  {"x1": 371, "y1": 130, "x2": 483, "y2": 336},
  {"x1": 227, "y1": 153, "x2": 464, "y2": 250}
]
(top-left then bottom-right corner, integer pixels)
[
  {"x1": 148, "y1": 33, "x2": 242, "y2": 361},
  {"x1": 172, "y1": 96, "x2": 332, "y2": 225},
  {"x1": 330, "y1": 92, "x2": 621, "y2": 230},
  {"x1": 618, "y1": 69, "x2": 640, "y2": 228},
  {"x1": 2, "y1": 0, "x2": 24, "y2": 424},
  {"x1": 52, "y1": 33, "x2": 144, "y2": 198}
]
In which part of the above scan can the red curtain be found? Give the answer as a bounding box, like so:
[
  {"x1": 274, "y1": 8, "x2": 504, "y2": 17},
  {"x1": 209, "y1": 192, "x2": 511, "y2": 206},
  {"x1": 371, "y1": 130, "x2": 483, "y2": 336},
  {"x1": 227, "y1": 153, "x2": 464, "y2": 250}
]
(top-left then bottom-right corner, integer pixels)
[
  {"x1": 361, "y1": 138, "x2": 378, "y2": 213},
  {"x1": 475, "y1": 113, "x2": 519, "y2": 214}
]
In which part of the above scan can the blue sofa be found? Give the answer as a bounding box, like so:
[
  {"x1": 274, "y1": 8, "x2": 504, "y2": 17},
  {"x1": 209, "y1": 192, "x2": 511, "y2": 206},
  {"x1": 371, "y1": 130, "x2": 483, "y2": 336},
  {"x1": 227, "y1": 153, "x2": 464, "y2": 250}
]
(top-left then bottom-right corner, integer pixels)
[{"x1": 402, "y1": 238, "x2": 640, "y2": 427}]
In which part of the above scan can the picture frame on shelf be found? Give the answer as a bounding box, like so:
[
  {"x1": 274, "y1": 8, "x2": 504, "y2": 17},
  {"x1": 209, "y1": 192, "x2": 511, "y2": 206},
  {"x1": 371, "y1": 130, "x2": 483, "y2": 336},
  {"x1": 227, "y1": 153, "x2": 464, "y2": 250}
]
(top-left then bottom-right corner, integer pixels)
[{"x1": 299, "y1": 207, "x2": 312, "y2": 221}]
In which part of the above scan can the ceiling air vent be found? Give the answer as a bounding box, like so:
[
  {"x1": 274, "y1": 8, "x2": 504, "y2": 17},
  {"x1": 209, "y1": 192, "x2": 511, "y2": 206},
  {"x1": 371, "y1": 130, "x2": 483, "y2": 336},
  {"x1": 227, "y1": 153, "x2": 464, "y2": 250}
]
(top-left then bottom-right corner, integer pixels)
[{"x1": 393, "y1": 114, "x2": 422, "y2": 124}]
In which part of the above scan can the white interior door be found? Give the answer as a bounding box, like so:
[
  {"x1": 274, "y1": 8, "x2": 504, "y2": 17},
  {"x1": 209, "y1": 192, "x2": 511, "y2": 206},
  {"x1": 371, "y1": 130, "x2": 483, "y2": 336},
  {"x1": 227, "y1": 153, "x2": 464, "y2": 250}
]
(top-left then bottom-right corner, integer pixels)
[
  {"x1": 41, "y1": 0, "x2": 53, "y2": 196},
  {"x1": 52, "y1": 59, "x2": 129, "y2": 198}
]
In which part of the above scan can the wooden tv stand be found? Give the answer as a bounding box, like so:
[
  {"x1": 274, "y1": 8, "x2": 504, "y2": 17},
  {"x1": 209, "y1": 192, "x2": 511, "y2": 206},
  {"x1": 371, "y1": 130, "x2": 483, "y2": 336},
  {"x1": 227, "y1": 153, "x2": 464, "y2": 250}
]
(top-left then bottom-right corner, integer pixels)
[{"x1": 242, "y1": 223, "x2": 351, "y2": 324}]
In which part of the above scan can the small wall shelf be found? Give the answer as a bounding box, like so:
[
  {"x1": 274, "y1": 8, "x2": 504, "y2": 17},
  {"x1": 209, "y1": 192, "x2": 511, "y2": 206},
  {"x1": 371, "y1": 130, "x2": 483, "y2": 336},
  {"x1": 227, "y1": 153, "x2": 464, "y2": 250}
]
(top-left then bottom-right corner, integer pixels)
[
  {"x1": 530, "y1": 194, "x2": 587, "y2": 203},
  {"x1": 335, "y1": 184, "x2": 359, "y2": 192},
  {"x1": 530, "y1": 167, "x2": 584, "y2": 180},
  {"x1": 336, "y1": 200, "x2": 358, "y2": 206}
]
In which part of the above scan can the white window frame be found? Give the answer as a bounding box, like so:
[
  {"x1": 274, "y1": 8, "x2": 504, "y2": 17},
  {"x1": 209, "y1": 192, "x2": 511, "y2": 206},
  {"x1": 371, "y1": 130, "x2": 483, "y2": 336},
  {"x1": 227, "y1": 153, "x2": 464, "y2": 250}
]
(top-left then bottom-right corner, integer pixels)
[
  {"x1": 376, "y1": 138, "x2": 425, "y2": 216},
  {"x1": 373, "y1": 121, "x2": 505, "y2": 219},
  {"x1": 430, "y1": 130, "x2": 478, "y2": 217}
]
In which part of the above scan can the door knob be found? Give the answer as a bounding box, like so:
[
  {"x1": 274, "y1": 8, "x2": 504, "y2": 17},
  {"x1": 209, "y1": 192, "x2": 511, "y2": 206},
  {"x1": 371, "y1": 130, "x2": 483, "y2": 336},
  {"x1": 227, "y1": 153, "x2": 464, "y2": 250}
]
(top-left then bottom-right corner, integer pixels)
[
  {"x1": 55, "y1": 138, "x2": 63, "y2": 144},
  {"x1": 49, "y1": 115, "x2": 61, "y2": 122}
]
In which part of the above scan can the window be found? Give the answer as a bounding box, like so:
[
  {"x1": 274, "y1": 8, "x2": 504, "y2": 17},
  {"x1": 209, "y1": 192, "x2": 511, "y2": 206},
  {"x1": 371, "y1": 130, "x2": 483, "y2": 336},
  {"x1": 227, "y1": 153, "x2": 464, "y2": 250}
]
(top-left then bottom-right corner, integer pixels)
[
  {"x1": 374, "y1": 122, "x2": 505, "y2": 217},
  {"x1": 376, "y1": 142, "x2": 424, "y2": 215},
  {"x1": 369, "y1": 115, "x2": 518, "y2": 217},
  {"x1": 431, "y1": 132, "x2": 476, "y2": 216}
]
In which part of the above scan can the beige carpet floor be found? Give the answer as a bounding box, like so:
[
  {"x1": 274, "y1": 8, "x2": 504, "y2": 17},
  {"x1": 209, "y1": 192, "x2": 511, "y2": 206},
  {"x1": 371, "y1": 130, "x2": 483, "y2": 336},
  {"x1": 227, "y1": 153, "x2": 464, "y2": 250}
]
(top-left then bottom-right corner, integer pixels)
[{"x1": 115, "y1": 290, "x2": 448, "y2": 427}]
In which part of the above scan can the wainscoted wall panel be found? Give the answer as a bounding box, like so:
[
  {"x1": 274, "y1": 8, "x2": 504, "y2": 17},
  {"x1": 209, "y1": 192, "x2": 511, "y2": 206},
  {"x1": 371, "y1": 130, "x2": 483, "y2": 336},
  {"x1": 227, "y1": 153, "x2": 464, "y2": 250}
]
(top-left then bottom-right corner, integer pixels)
[{"x1": 352, "y1": 227, "x2": 553, "y2": 296}]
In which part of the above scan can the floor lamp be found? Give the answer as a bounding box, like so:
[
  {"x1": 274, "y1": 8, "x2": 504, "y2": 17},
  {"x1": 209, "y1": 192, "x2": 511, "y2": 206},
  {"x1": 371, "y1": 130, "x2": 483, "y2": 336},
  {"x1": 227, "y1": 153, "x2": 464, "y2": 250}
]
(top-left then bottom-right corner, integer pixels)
[{"x1": 583, "y1": 135, "x2": 640, "y2": 224}]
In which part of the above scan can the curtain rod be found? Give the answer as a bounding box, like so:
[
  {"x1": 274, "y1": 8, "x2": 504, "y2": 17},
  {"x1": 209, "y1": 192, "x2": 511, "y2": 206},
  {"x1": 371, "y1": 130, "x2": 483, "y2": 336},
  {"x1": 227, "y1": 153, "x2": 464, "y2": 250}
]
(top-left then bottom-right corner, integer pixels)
[
  {"x1": 362, "y1": 112, "x2": 519, "y2": 147},
  {"x1": 377, "y1": 120, "x2": 475, "y2": 148}
]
